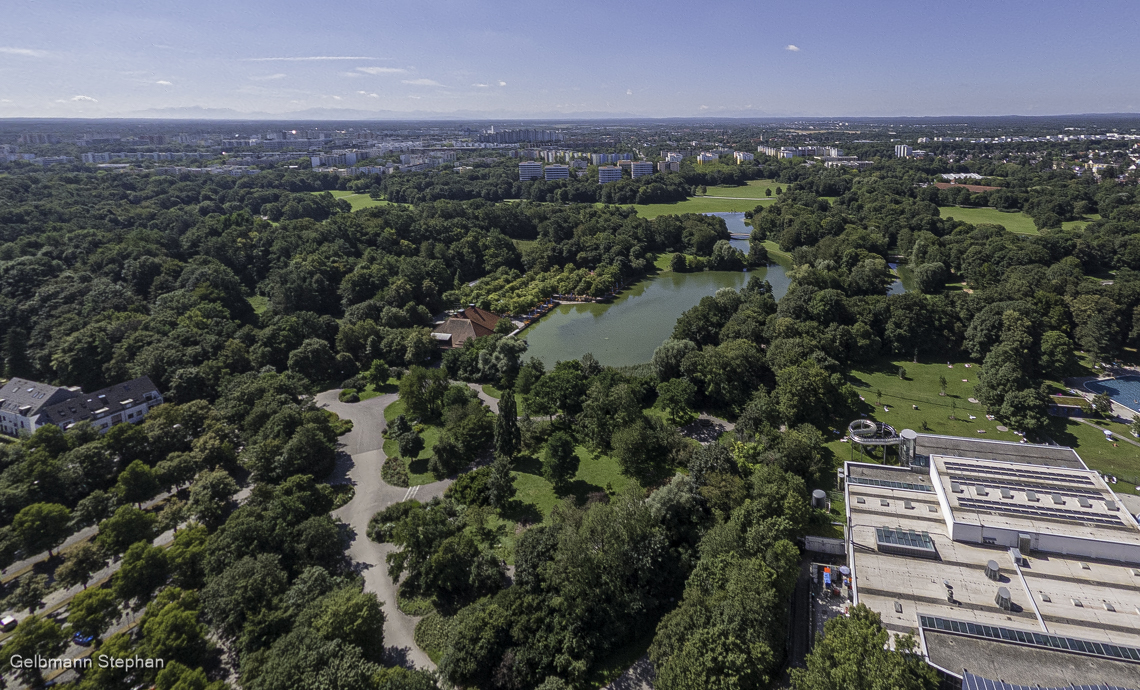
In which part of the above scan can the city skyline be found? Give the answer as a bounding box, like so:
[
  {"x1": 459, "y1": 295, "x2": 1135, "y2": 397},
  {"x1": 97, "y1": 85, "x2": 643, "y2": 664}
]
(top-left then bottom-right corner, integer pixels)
[{"x1": 2, "y1": 0, "x2": 1140, "y2": 119}]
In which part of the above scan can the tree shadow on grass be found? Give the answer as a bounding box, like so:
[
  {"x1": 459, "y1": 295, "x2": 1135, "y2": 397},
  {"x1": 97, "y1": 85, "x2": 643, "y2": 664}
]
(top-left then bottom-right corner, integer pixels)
[
  {"x1": 512, "y1": 453, "x2": 544, "y2": 476},
  {"x1": 562, "y1": 478, "x2": 605, "y2": 506},
  {"x1": 408, "y1": 457, "x2": 431, "y2": 477},
  {"x1": 500, "y1": 498, "x2": 542, "y2": 525}
]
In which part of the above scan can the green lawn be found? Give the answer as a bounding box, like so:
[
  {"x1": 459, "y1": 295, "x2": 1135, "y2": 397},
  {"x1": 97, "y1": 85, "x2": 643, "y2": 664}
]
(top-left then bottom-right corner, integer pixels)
[
  {"x1": 1062, "y1": 214, "x2": 1101, "y2": 231},
  {"x1": 247, "y1": 295, "x2": 269, "y2": 315},
  {"x1": 938, "y1": 206, "x2": 1039, "y2": 235},
  {"x1": 834, "y1": 358, "x2": 1140, "y2": 495},
  {"x1": 481, "y1": 384, "x2": 503, "y2": 399},
  {"x1": 761, "y1": 240, "x2": 792, "y2": 261},
  {"x1": 382, "y1": 399, "x2": 442, "y2": 486},
  {"x1": 609, "y1": 196, "x2": 772, "y2": 219},
  {"x1": 320, "y1": 190, "x2": 392, "y2": 211},
  {"x1": 358, "y1": 378, "x2": 399, "y2": 401},
  {"x1": 699, "y1": 179, "x2": 778, "y2": 199},
  {"x1": 505, "y1": 445, "x2": 634, "y2": 523}
]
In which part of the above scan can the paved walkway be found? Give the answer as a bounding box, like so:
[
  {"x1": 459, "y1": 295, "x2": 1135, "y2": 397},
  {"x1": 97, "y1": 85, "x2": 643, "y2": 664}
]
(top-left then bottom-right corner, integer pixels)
[{"x1": 315, "y1": 390, "x2": 451, "y2": 670}]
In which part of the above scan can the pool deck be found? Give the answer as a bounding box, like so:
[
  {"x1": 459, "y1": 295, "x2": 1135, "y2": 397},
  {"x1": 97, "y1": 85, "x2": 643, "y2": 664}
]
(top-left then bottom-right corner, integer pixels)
[{"x1": 1066, "y1": 368, "x2": 1140, "y2": 419}]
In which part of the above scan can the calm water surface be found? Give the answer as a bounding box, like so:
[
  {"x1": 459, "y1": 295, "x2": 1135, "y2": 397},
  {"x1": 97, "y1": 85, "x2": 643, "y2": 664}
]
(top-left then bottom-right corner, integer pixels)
[{"x1": 523, "y1": 213, "x2": 791, "y2": 367}]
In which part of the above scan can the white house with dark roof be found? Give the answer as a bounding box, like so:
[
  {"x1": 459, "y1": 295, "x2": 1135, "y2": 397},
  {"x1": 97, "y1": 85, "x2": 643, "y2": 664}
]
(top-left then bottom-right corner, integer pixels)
[{"x1": 0, "y1": 376, "x2": 163, "y2": 437}]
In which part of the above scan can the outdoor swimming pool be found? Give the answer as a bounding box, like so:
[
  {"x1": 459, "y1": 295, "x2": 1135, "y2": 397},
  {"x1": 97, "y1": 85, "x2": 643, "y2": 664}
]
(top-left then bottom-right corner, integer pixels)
[{"x1": 1085, "y1": 375, "x2": 1140, "y2": 414}]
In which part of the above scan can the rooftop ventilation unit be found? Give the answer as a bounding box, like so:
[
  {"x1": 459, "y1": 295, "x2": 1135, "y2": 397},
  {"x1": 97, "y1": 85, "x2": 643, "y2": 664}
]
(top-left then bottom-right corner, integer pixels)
[
  {"x1": 1000, "y1": 488, "x2": 1013, "y2": 499},
  {"x1": 951, "y1": 482, "x2": 963, "y2": 493},
  {"x1": 984, "y1": 560, "x2": 1000, "y2": 581},
  {"x1": 975, "y1": 486, "x2": 989, "y2": 497},
  {"x1": 894, "y1": 601, "x2": 903, "y2": 613},
  {"x1": 904, "y1": 500, "x2": 914, "y2": 510},
  {"x1": 1018, "y1": 533, "x2": 1032, "y2": 554},
  {"x1": 1104, "y1": 602, "x2": 1116, "y2": 612},
  {"x1": 1051, "y1": 493, "x2": 1064, "y2": 505},
  {"x1": 1009, "y1": 547, "x2": 1023, "y2": 565},
  {"x1": 1105, "y1": 500, "x2": 1119, "y2": 511},
  {"x1": 1025, "y1": 490, "x2": 1039, "y2": 502},
  {"x1": 995, "y1": 587, "x2": 1012, "y2": 611},
  {"x1": 1040, "y1": 593, "x2": 1051, "y2": 602},
  {"x1": 1077, "y1": 497, "x2": 1093, "y2": 508}
]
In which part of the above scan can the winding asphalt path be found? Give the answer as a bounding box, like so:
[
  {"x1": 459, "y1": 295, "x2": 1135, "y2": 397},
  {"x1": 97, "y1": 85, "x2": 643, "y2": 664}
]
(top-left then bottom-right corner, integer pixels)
[{"x1": 314, "y1": 390, "x2": 451, "y2": 670}]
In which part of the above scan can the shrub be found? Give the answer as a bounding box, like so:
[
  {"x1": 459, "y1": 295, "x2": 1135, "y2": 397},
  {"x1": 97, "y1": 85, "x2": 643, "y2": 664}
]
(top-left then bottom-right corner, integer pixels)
[
  {"x1": 338, "y1": 388, "x2": 360, "y2": 403},
  {"x1": 367, "y1": 499, "x2": 420, "y2": 542},
  {"x1": 381, "y1": 456, "x2": 409, "y2": 488},
  {"x1": 445, "y1": 466, "x2": 493, "y2": 506}
]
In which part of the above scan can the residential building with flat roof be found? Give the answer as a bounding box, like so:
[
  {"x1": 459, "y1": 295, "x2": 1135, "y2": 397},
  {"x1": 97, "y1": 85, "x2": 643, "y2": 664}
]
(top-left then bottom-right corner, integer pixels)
[
  {"x1": 518, "y1": 161, "x2": 543, "y2": 181},
  {"x1": 630, "y1": 161, "x2": 654, "y2": 178},
  {"x1": 733, "y1": 151, "x2": 754, "y2": 163},
  {"x1": 597, "y1": 166, "x2": 622, "y2": 184},
  {"x1": 841, "y1": 432, "x2": 1140, "y2": 687},
  {"x1": 896, "y1": 144, "x2": 913, "y2": 158},
  {"x1": 544, "y1": 164, "x2": 569, "y2": 180}
]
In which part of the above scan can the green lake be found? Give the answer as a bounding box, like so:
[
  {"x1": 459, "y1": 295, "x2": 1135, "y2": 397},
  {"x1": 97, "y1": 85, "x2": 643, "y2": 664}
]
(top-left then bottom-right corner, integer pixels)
[{"x1": 522, "y1": 213, "x2": 791, "y2": 367}]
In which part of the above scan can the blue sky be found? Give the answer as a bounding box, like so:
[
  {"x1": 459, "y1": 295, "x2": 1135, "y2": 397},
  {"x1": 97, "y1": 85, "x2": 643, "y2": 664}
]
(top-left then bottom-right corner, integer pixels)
[{"x1": 1, "y1": 0, "x2": 1138, "y2": 118}]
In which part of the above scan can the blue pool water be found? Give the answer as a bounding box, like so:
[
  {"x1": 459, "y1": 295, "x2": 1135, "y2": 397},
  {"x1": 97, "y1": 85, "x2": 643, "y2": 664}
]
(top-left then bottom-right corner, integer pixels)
[{"x1": 1085, "y1": 376, "x2": 1140, "y2": 414}]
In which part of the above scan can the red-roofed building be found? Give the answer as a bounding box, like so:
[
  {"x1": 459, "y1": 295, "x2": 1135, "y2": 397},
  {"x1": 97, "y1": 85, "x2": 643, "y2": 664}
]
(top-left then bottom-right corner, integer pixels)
[{"x1": 431, "y1": 307, "x2": 506, "y2": 348}]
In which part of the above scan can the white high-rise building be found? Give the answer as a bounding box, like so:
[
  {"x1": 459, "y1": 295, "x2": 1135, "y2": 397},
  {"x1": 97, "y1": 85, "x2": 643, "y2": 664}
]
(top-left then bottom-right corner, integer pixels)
[
  {"x1": 895, "y1": 145, "x2": 913, "y2": 158},
  {"x1": 733, "y1": 151, "x2": 754, "y2": 163},
  {"x1": 519, "y1": 162, "x2": 543, "y2": 181},
  {"x1": 544, "y1": 164, "x2": 569, "y2": 180},
  {"x1": 630, "y1": 161, "x2": 654, "y2": 178},
  {"x1": 597, "y1": 166, "x2": 623, "y2": 184}
]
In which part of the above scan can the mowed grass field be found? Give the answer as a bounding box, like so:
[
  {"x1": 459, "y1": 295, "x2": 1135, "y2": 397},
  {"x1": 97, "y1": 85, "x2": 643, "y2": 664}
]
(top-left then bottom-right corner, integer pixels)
[
  {"x1": 700, "y1": 179, "x2": 778, "y2": 198},
  {"x1": 323, "y1": 190, "x2": 392, "y2": 211},
  {"x1": 939, "y1": 207, "x2": 1099, "y2": 235},
  {"x1": 615, "y1": 196, "x2": 773, "y2": 219},
  {"x1": 827, "y1": 358, "x2": 1140, "y2": 495},
  {"x1": 507, "y1": 444, "x2": 634, "y2": 523},
  {"x1": 938, "y1": 207, "x2": 1040, "y2": 235}
]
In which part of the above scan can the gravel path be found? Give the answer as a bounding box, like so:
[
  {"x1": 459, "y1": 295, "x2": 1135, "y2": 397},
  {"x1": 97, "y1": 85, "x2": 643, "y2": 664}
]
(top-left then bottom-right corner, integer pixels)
[{"x1": 315, "y1": 390, "x2": 451, "y2": 671}]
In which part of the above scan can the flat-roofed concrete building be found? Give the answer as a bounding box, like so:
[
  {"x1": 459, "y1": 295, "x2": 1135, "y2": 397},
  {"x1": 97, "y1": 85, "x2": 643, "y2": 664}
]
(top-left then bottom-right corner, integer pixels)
[
  {"x1": 597, "y1": 166, "x2": 622, "y2": 184},
  {"x1": 543, "y1": 164, "x2": 569, "y2": 180},
  {"x1": 843, "y1": 432, "x2": 1140, "y2": 687},
  {"x1": 518, "y1": 161, "x2": 543, "y2": 181},
  {"x1": 630, "y1": 161, "x2": 654, "y2": 178}
]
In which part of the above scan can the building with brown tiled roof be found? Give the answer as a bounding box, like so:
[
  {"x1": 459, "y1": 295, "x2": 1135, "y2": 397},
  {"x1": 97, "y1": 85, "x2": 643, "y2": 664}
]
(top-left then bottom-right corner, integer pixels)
[{"x1": 431, "y1": 307, "x2": 505, "y2": 349}]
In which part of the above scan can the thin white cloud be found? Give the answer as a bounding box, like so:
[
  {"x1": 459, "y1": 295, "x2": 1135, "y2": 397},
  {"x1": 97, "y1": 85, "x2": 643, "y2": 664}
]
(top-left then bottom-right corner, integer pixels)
[
  {"x1": 246, "y1": 56, "x2": 386, "y2": 61},
  {"x1": 408, "y1": 95, "x2": 422, "y2": 99},
  {"x1": 473, "y1": 83, "x2": 490, "y2": 88},
  {"x1": 251, "y1": 73, "x2": 286, "y2": 81},
  {"x1": 699, "y1": 104, "x2": 709, "y2": 110},
  {"x1": 498, "y1": 81, "x2": 507, "y2": 86},
  {"x1": 357, "y1": 66, "x2": 405, "y2": 74},
  {"x1": 0, "y1": 47, "x2": 48, "y2": 57},
  {"x1": 356, "y1": 91, "x2": 380, "y2": 98},
  {"x1": 402, "y1": 78, "x2": 443, "y2": 86},
  {"x1": 71, "y1": 95, "x2": 97, "y2": 102},
  {"x1": 155, "y1": 80, "x2": 173, "y2": 86},
  {"x1": 785, "y1": 44, "x2": 800, "y2": 51},
  {"x1": 626, "y1": 89, "x2": 633, "y2": 95}
]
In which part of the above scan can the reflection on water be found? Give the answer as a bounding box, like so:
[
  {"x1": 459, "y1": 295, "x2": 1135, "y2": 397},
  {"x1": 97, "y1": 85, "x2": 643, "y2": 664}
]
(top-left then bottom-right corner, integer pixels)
[{"x1": 523, "y1": 213, "x2": 790, "y2": 367}]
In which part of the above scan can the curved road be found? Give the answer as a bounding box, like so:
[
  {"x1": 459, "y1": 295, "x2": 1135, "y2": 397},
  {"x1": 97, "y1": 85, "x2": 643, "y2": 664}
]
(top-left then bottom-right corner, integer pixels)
[{"x1": 314, "y1": 390, "x2": 451, "y2": 670}]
